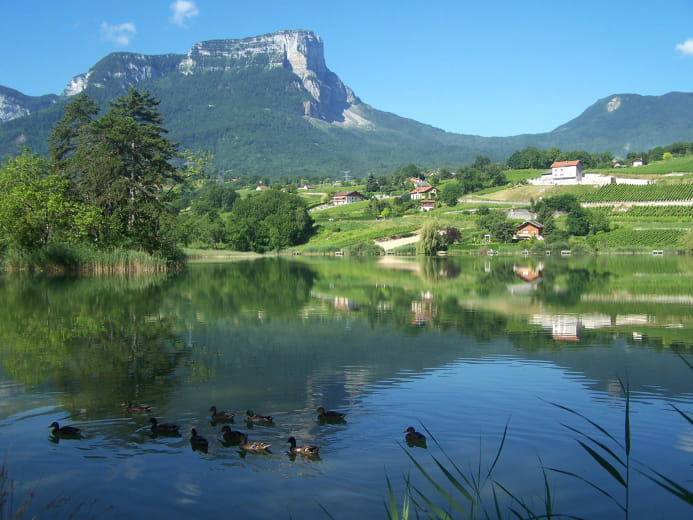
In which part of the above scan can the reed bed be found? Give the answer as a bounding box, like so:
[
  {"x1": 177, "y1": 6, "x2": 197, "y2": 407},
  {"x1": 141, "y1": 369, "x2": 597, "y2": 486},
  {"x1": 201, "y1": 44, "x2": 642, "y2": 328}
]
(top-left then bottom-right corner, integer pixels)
[{"x1": 1, "y1": 243, "x2": 180, "y2": 274}]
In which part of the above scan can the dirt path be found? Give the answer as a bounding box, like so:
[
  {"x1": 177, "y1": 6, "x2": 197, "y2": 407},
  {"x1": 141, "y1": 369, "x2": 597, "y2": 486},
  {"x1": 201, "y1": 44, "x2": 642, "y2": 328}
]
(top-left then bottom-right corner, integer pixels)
[{"x1": 374, "y1": 233, "x2": 420, "y2": 251}]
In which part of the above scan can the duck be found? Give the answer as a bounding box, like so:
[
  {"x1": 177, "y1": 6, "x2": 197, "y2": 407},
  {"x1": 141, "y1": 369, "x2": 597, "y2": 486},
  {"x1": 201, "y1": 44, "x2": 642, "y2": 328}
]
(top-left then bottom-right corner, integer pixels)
[
  {"x1": 209, "y1": 406, "x2": 235, "y2": 423},
  {"x1": 220, "y1": 425, "x2": 245, "y2": 445},
  {"x1": 404, "y1": 426, "x2": 426, "y2": 444},
  {"x1": 49, "y1": 421, "x2": 81, "y2": 438},
  {"x1": 149, "y1": 417, "x2": 180, "y2": 436},
  {"x1": 125, "y1": 401, "x2": 152, "y2": 413},
  {"x1": 238, "y1": 434, "x2": 271, "y2": 452},
  {"x1": 190, "y1": 428, "x2": 209, "y2": 450},
  {"x1": 287, "y1": 436, "x2": 320, "y2": 456},
  {"x1": 245, "y1": 410, "x2": 273, "y2": 424},
  {"x1": 316, "y1": 406, "x2": 346, "y2": 422}
]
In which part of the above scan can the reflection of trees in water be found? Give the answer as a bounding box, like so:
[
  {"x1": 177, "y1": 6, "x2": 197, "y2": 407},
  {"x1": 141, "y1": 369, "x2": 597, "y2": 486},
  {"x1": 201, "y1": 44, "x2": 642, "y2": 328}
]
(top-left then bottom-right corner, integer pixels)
[
  {"x1": 0, "y1": 275, "x2": 189, "y2": 415},
  {"x1": 171, "y1": 258, "x2": 318, "y2": 322},
  {"x1": 533, "y1": 263, "x2": 612, "y2": 306},
  {"x1": 418, "y1": 257, "x2": 462, "y2": 281}
]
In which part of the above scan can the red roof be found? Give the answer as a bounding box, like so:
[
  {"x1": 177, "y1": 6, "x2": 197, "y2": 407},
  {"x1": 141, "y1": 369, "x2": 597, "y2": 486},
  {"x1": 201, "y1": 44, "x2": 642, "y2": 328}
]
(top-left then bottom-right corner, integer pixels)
[
  {"x1": 551, "y1": 160, "x2": 581, "y2": 167},
  {"x1": 410, "y1": 186, "x2": 436, "y2": 194}
]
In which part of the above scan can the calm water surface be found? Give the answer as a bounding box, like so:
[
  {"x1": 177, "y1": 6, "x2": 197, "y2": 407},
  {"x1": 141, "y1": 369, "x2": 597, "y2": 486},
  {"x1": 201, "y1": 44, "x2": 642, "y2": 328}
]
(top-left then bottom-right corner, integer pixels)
[{"x1": 0, "y1": 255, "x2": 691, "y2": 519}]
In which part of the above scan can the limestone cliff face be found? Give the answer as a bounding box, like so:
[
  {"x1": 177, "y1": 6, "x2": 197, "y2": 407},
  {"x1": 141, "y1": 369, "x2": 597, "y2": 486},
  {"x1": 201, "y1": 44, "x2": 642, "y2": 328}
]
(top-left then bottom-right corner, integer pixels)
[
  {"x1": 0, "y1": 86, "x2": 57, "y2": 122},
  {"x1": 62, "y1": 30, "x2": 360, "y2": 124}
]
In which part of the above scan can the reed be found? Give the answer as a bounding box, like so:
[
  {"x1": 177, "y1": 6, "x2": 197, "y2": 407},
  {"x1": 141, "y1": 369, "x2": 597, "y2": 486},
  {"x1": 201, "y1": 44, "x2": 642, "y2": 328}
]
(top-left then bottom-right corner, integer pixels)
[
  {"x1": 385, "y1": 424, "x2": 570, "y2": 519},
  {"x1": 545, "y1": 370, "x2": 692, "y2": 517},
  {"x1": 388, "y1": 361, "x2": 692, "y2": 519},
  {"x1": 1, "y1": 462, "x2": 33, "y2": 520},
  {"x1": 1, "y1": 243, "x2": 183, "y2": 274}
]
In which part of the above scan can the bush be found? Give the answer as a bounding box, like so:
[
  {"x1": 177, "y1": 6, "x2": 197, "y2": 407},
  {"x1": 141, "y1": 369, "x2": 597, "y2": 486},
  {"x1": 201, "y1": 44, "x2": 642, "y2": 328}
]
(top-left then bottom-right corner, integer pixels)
[{"x1": 344, "y1": 242, "x2": 384, "y2": 256}]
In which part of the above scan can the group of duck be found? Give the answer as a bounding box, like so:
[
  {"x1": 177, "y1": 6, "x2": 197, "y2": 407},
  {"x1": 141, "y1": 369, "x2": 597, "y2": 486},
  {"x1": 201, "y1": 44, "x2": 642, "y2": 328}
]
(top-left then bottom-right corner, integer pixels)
[{"x1": 49, "y1": 403, "x2": 427, "y2": 455}]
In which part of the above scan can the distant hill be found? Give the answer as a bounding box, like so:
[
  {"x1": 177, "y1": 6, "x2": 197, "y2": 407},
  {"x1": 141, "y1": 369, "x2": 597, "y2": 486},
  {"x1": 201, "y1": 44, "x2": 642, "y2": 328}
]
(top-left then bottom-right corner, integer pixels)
[{"x1": 1, "y1": 30, "x2": 691, "y2": 177}]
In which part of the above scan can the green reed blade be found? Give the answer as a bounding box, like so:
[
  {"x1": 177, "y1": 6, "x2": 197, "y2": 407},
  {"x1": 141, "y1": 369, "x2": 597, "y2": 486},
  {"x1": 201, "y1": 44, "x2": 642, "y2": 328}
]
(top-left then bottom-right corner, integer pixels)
[
  {"x1": 639, "y1": 468, "x2": 693, "y2": 505},
  {"x1": 671, "y1": 404, "x2": 693, "y2": 427},
  {"x1": 577, "y1": 441, "x2": 626, "y2": 487},
  {"x1": 545, "y1": 467, "x2": 626, "y2": 513}
]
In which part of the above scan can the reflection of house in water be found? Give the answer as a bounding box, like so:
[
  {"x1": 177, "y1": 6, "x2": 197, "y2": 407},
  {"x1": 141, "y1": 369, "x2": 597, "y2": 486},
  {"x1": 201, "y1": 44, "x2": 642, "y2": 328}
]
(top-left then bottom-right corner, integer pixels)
[
  {"x1": 411, "y1": 291, "x2": 437, "y2": 327},
  {"x1": 514, "y1": 263, "x2": 543, "y2": 282},
  {"x1": 530, "y1": 314, "x2": 583, "y2": 341},
  {"x1": 508, "y1": 263, "x2": 543, "y2": 295},
  {"x1": 530, "y1": 313, "x2": 652, "y2": 342},
  {"x1": 333, "y1": 296, "x2": 361, "y2": 312}
]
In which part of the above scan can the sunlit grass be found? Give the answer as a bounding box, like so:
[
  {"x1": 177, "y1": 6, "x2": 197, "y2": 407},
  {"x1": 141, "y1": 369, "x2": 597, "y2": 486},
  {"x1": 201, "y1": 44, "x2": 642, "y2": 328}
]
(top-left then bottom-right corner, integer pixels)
[{"x1": 1, "y1": 243, "x2": 179, "y2": 274}]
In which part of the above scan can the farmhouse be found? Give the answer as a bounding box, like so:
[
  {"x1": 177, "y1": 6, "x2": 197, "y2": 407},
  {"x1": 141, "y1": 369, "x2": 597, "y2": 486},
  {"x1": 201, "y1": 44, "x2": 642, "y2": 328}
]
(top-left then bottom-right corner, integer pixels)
[
  {"x1": 420, "y1": 199, "x2": 435, "y2": 212},
  {"x1": 331, "y1": 190, "x2": 365, "y2": 206},
  {"x1": 515, "y1": 220, "x2": 544, "y2": 240},
  {"x1": 409, "y1": 186, "x2": 437, "y2": 200},
  {"x1": 550, "y1": 160, "x2": 583, "y2": 183},
  {"x1": 409, "y1": 177, "x2": 431, "y2": 188}
]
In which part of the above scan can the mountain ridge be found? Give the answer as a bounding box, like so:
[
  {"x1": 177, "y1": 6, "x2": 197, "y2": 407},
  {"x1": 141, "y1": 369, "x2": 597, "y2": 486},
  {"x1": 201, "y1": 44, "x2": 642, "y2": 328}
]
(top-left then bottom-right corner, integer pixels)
[{"x1": 1, "y1": 29, "x2": 691, "y2": 176}]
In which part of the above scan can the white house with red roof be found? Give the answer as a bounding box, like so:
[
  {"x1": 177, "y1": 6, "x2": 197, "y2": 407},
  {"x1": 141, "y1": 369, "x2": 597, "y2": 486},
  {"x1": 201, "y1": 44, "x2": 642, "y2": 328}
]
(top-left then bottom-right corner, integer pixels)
[
  {"x1": 550, "y1": 160, "x2": 583, "y2": 183},
  {"x1": 331, "y1": 190, "x2": 365, "y2": 205},
  {"x1": 409, "y1": 186, "x2": 437, "y2": 200}
]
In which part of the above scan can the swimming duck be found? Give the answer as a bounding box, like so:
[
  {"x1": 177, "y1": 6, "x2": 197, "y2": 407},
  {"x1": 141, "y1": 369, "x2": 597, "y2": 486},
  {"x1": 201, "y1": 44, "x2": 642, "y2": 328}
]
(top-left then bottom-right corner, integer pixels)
[
  {"x1": 125, "y1": 401, "x2": 152, "y2": 413},
  {"x1": 149, "y1": 417, "x2": 180, "y2": 436},
  {"x1": 287, "y1": 436, "x2": 320, "y2": 456},
  {"x1": 209, "y1": 406, "x2": 235, "y2": 423},
  {"x1": 238, "y1": 434, "x2": 271, "y2": 452},
  {"x1": 49, "y1": 421, "x2": 81, "y2": 438},
  {"x1": 404, "y1": 426, "x2": 426, "y2": 444},
  {"x1": 220, "y1": 425, "x2": 245, "y2": 445},
  {"x1": 316, "y1": 406, "x2": 346, "y2": 422},
  {"x1": 245, "y1": 410, "x2": 273, "y2": 424},
  {"x1": 190, "y1": 428, "x2": 209, "y2": 450}
]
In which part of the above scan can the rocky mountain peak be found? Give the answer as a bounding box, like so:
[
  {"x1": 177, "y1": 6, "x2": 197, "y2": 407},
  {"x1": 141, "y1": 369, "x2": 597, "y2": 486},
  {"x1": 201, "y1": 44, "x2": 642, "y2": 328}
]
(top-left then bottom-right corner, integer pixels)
[
  {"x1": 178, "y1": 30, "x2": 359, "y2": 122},
  {"x1": 58, "y1": 29, "x2": 359, "y2": 124},
  {"x1": 0, "y1": 86, "x2": 57, "y2": 123}
]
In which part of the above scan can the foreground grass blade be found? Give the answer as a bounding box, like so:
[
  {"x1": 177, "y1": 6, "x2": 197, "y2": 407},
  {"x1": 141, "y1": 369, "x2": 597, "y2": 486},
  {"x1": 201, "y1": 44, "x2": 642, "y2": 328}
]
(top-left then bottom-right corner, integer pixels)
[
  {"x1": 559, "y1": 423, "x2": 626, "y2": 469},
  {"x1": 639, "y1": 468, "x2": 693, "y2": 505},
  {"x1": 671, "y1": 404, "x2": 693, "y2": 427},
  {"x1": 546, "y1": 467, "x2": 626, "y2": 513},
  {"x1": 548, "y1": 401, "x2": 624, "y2": 449},
  {"x1": 402, "y1": 448, "x2": 470, "y2": 519}
]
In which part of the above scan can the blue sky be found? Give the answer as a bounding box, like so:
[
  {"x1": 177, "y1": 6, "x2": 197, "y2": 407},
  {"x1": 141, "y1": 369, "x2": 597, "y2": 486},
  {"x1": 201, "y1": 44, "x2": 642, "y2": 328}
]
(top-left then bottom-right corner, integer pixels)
[{"x1": 2, "y1": 0, "x2": 692, "y2": 136}]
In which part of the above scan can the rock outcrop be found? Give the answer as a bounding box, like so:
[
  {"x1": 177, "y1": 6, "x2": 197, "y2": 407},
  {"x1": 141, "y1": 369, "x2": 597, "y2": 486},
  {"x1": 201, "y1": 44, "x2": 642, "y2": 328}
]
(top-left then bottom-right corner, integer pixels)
[
  {"x1": 61, "y1": 30, "x2": 360, "y2": 123},
  {"x1": 0, "y1": 86, "x2": 57, "y2": 122}
]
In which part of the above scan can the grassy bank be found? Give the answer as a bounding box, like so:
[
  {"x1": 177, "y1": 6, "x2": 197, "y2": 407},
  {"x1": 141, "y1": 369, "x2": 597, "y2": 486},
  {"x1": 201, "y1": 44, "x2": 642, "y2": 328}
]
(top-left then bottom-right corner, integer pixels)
[{"x1": 1, "y1": 243, "x2": 183, "y2": 274}]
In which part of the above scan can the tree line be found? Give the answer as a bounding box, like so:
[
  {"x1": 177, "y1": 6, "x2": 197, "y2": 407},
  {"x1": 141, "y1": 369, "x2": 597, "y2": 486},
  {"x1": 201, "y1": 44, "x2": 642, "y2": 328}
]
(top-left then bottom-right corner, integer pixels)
[{"x1": 0, "y1": 89, "x2": 316, "y2": 265}]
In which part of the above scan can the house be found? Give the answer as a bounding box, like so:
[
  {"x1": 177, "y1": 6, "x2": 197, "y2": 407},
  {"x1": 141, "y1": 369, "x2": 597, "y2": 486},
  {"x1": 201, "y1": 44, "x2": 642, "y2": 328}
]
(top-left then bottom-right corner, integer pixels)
[
  {"x1": 631, "y1": 158, "x2": 644, "y2": 167},
  {"x1": 550, "y1": 160, "x2": 583, "y2": 183},
  {"x1": 331, "y1": 190, "x2": 365, "y2": 205},
  {"x1": 409, "y1": 177, "x2": 431, "y2": 188},
  {"x1": 515, "y1": 220, "x2": 543, "y2": 240},
  {"x1": 420, "y1": 200, "x2": 435, "y2": 212},
  {"x1": 255, "y1": 185, "x2": 270, "y2": 191},
  {"x1": 409, "y1": 186, "x2": 437, "y2": 200}
]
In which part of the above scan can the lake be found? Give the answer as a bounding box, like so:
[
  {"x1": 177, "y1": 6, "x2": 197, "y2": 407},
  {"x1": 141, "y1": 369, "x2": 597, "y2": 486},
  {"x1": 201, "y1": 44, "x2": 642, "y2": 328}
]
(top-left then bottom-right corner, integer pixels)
[{"x1": 0, "y1": 255, "x2": 691, "y2": 519}]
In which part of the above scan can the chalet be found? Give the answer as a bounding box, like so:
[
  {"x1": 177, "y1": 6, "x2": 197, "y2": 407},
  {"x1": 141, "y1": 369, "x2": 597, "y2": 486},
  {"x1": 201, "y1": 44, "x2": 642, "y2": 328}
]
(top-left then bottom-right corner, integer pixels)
[
  {"x1": 420, "y1": 199, "x2": 435, "y2": 212},
  {"x1": 515, "y1": 220, "x2": 544, "y2": 240},
  {"x1": 550, "y1": 160, "x2": 583, "y2": 183},
  {"x1": 409, "y1": 177, "x2": 431, "y2": 188},
  {"x1": 331, "y1": 190, "x2": 365, "y2": 206},
  {"x1": 409, "y1": 186, "x2": 437, "y2": 200}
]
